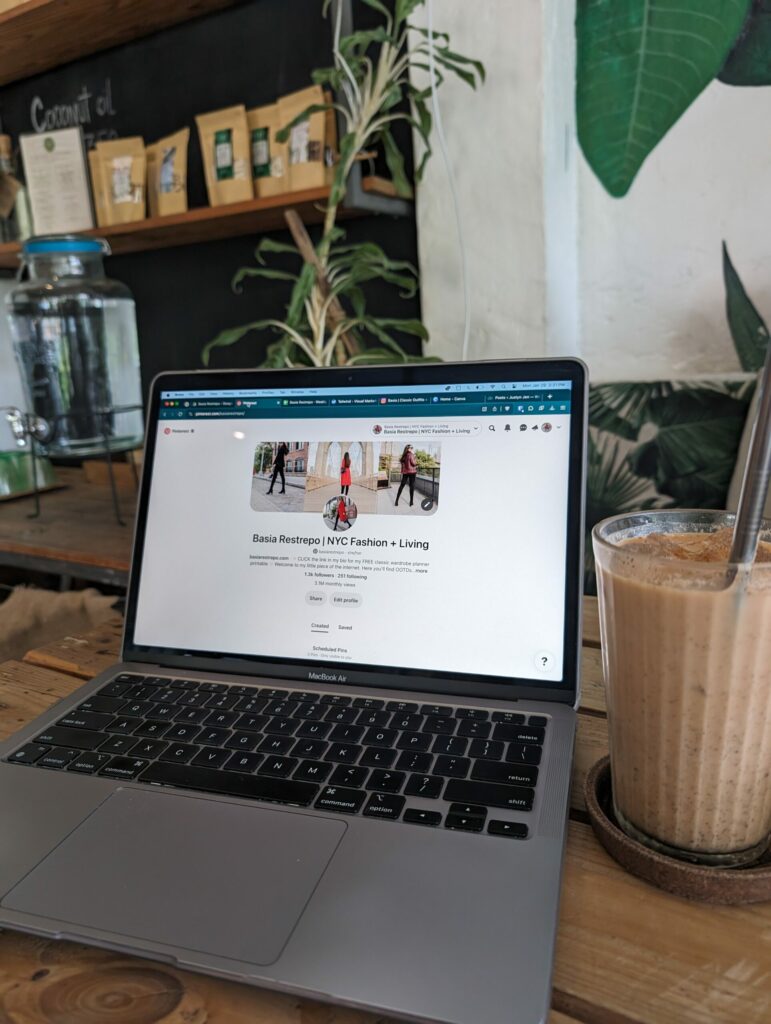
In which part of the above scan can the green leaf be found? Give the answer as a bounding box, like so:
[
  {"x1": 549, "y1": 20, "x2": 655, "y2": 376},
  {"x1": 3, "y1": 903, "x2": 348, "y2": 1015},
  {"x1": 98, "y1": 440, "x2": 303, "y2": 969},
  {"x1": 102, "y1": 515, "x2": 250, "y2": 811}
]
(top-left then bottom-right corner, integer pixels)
[
  {"x1": 254, "y1": 237, "x2": 301, "y2": 263},
  {"x1": 263, "y1": 337, "x2": 295, "y2": 368},
  {"x1": 589, "y1": 382, "x2": 675, "y2": 439},
  {"x1": 723, "y1": 241, "x2": 770, "y2": 371},
  {"x1": 359, "y1": 0, "x2": 393, "y2": 26},
  {"x1": 396, "y1": 0, "x2": 424, "y2": 25},
  {"x1": 432, "y1": 52, "x2": 479, "y2": 90},
  {"x1": 719, "y1": 0, "x2": 771, "y2": 84},
  {"x1": 347, "y1": 349, "x2": 405, "y2": 365},
  {"x1": 433, "y1": 47, "x2": 485, "y2": 84},
  {"x1": 232, "y1": 266, "x2": 298, "y2": 293},
  {"x1": 576, "y1": 0, "x2": 751, "y2": 197},
  {"x1": 373, "y1": 317, "x2": 429, "y2": 339},
  {"x1": 285, "y1": 262, "x2": 317, "y2": 331},
  {"x1": 380, "y1": 129, "x2": 414, "y2": 198},
  {"x1": 202, "y1": 320, "x2": 279, "y2": 366},
  {"x1": 276, "y1": 103, "x2": 333, "y2": 144},
  {"x1": 586, "y1": 432, "x2": 654, "y2": 526}
]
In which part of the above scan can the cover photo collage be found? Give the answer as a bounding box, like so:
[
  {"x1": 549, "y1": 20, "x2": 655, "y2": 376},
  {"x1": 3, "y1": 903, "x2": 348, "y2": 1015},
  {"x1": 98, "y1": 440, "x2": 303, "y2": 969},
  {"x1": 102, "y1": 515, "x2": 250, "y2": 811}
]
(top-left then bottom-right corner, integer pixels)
[{"x1": 251, "y1": 440, "x2": 441, "y2": 530}]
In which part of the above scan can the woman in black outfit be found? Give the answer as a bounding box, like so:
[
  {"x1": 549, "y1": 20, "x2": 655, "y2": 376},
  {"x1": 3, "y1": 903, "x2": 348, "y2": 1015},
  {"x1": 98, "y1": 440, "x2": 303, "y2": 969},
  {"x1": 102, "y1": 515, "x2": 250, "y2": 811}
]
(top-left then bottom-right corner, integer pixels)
[
  {"x1": 395, "y1": 444, "x2": 417, "y2": 506},
  {"x1": 267, "y1": 442, "x2": 289, "y2": 494}
]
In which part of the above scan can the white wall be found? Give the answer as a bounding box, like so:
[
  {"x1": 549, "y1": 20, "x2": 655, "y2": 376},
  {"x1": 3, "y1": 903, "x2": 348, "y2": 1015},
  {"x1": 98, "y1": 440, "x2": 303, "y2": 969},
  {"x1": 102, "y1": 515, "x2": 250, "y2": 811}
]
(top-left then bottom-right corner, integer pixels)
[{"x1": 414, "y1": 2, "x2": 771, "y2": 381}]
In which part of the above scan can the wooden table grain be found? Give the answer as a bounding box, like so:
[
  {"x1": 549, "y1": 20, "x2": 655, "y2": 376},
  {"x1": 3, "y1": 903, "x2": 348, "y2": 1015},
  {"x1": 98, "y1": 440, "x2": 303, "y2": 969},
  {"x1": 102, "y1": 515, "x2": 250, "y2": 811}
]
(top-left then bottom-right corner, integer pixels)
[{"x1": 0, "y1": 600, "x2": 769, "y2": 1024}]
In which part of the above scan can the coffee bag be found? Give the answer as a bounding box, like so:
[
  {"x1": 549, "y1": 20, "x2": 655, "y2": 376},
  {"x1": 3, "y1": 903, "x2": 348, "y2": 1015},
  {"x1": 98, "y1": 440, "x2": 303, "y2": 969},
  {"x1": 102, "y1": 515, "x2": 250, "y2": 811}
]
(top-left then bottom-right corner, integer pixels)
[
  {"x1": 94, "y1": 137, "x2": 146, "y2": 225},
  {"x1": 195, "y1": 105, "x2": 252, "y2": 206},
  {"x1": 278, "y1": 85, "x2": 332, "y2": 192},
  {"x1": 146, "y1": 128, "x2": 189, "y2": 218},
  {"x1": 246, "y1": 104, "x2": 288, "y2": 198}
]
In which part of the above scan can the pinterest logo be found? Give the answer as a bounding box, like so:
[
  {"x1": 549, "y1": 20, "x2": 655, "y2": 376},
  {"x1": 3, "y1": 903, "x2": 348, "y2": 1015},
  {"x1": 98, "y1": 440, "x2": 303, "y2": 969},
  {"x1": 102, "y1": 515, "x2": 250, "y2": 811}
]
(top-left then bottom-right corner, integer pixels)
[{"x1": 163, "y1": 427, "x2": 171, "y2": 435}]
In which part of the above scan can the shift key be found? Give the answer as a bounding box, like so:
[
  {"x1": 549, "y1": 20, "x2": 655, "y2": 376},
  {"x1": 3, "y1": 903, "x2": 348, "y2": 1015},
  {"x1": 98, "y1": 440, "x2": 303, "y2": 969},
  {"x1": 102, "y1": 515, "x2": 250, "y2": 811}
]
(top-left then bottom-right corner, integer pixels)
[
  {"x1": 57, "y1": 711, "x2": 114, "y2": 731},
  {"x1": 444, "y1": 779, "x2": 534, "y2": 811},
  {"x1": 34, "y1": 726, "x2": 105, "y2": 750}
]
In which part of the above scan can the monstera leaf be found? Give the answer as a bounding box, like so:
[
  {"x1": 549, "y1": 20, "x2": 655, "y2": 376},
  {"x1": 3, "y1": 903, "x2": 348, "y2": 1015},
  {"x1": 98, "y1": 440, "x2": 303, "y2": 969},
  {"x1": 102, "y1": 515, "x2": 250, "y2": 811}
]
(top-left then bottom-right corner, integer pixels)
[
  {"x1": 723, "y1": 242, "x2": 770, "y2": 372},
  {"x1": 626, "y1": 389, "x2": 751, "y2": 506},
  {"x1": 589, "y1": 382, "x2": 675, "y2": 439},
  {"x1": 577, "y1": 0, "x2": 751, "y2": 197},
  {"x1": 720, "y1": 0, "x2": 771, "y2": 84}
]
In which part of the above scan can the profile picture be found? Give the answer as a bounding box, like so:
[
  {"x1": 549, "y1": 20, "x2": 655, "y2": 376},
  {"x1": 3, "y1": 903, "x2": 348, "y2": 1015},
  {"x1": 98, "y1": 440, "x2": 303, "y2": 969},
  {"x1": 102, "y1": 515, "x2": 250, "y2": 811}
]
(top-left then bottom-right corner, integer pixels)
[
  {"x1": 371, "y1": 424, "x2": 383, "y2": 435},
  {"x1": 323, "y1": 495, "x2": 358, "y2": 531},
  {"x1": 541, "y1": 422, "x2": 552, "y2": 433}
]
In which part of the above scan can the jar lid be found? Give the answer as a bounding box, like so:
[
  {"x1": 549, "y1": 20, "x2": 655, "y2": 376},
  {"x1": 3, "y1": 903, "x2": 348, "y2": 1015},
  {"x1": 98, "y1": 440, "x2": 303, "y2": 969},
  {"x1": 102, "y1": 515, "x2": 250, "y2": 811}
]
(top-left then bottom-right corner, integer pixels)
[{"x1": 22, "y1": 235, "x2": 111, "y2": 256}]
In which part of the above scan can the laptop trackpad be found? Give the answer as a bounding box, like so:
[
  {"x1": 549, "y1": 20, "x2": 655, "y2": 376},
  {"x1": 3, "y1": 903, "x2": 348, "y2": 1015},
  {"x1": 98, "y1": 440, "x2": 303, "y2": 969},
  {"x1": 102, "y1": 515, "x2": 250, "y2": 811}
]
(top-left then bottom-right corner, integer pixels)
[{"x1": 2, "y1": 787, "x2": 346, "y2": 965}]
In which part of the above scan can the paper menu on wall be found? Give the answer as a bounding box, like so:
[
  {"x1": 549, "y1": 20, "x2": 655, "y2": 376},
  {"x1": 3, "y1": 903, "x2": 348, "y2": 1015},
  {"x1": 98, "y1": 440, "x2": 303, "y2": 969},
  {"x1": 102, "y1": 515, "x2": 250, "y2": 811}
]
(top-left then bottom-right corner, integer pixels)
[{"x1": 20, "y1": 127, "x2": 94, "y2": 234}]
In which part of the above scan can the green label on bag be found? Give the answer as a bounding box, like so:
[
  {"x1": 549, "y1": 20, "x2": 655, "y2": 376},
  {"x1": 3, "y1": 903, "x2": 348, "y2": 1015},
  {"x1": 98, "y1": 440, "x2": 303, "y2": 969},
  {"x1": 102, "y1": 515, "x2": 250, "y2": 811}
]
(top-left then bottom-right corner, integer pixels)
[
  {"x1": 214, "y1": 128, "x2": 234, "y2": 180},
  {"x1": 251, "y1": 127, "x2": 270, "y2": 178}
]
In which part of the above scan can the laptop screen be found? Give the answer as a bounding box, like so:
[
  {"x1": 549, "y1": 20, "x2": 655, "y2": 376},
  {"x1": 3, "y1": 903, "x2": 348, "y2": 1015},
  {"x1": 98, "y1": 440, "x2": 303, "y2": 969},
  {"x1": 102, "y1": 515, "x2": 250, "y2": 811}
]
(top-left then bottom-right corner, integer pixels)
[{"x1": 129, "y1": 365, "x2": 583, "y2": 695}]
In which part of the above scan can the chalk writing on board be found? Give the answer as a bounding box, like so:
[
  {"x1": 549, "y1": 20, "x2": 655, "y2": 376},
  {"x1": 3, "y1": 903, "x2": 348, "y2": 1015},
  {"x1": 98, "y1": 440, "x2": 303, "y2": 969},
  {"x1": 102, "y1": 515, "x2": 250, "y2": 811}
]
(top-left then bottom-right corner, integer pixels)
[{"x1": 30, "y1": 79, "x2": 117, "y2": 136}]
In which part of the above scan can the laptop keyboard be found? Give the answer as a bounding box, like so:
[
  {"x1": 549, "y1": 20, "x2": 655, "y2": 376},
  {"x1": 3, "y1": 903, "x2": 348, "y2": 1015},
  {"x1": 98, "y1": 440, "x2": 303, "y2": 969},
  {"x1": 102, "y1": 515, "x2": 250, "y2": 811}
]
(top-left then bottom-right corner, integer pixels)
[{"x1": 6, "y1": 673, "x2": 548, "y2": 840}]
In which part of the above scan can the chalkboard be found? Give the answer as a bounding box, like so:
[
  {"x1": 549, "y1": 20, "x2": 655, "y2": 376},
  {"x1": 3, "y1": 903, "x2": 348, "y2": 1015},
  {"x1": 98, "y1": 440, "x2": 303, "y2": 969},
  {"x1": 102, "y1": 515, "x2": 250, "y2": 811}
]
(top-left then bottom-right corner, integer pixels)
[{"x1": 0, "y1": 0, "x2": 421, "y2": 393}]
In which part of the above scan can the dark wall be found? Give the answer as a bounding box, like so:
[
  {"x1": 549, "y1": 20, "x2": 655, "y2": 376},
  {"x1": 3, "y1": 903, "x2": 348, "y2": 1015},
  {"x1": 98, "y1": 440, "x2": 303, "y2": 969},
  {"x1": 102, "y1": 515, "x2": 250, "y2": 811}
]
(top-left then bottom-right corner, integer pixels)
[{"x1": 0, "y1": 0, "x2": 420, "y2": 395}]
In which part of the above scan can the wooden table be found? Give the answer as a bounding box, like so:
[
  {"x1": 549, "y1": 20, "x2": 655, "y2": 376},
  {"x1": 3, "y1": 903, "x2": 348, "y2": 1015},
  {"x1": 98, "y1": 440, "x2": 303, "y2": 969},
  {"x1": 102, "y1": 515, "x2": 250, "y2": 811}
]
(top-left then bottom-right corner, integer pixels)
[
  {"x1": 1, "y1": 601, "x2": 770, "y2": 1024},
  {"x1": 0, "y1": 467, "x2": 135, "y2": 587}
]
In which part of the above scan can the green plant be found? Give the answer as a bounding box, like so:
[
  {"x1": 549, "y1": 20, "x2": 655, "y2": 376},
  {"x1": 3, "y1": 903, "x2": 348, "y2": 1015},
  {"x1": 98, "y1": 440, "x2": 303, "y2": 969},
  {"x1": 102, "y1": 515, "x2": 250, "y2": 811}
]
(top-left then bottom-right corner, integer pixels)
[
  {"x1": 203, "y1": 0, "x2": 483, "y2": 369},
  {"x1": 577, "y1": 0, "x2": 771, "y2": 198},
  {"x1": 723, "y1": 241, "x2": 770, "y2": 372}
]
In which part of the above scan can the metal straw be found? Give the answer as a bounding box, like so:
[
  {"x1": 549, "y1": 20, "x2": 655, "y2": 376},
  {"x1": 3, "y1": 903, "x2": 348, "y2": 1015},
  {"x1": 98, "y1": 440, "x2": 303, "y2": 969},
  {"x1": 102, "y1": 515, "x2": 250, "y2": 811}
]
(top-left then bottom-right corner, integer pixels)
[{"x1": 729, "y1": 338, "x2": 771, "y2": 567}]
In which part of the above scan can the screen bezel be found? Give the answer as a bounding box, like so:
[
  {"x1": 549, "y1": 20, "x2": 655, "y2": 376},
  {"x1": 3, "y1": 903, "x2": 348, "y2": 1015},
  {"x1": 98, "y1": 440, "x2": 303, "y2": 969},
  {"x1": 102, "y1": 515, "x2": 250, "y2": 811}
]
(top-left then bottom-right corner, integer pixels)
[{"x1": 123, "y1": 358, "x2": 587, "y2": 705}]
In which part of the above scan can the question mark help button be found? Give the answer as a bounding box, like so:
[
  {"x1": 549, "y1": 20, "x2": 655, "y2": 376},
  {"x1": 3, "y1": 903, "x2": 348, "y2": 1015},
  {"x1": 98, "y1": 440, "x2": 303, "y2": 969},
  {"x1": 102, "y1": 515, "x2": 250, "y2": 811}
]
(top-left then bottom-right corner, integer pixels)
[{"x1": 534, "y1": 651, "x2": 554, "y2": 673}]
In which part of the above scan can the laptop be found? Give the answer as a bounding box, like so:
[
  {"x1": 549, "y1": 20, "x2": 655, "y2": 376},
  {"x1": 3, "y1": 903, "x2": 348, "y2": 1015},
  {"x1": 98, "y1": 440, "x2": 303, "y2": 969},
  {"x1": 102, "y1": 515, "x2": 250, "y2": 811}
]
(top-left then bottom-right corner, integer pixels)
[{"x1": 0, "y1": 358, "x2": 586, "y2": 1024}]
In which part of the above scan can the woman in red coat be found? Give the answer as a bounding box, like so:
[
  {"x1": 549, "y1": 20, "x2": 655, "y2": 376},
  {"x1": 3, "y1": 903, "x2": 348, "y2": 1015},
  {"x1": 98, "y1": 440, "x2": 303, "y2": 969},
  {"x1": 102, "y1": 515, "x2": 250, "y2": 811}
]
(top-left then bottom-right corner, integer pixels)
[
  {"x1": 340, "y1": 452, "x2": 352, "y2": 495},
  {"x1": 395, "y1": 444, "x2": 417, "y2": 506}
]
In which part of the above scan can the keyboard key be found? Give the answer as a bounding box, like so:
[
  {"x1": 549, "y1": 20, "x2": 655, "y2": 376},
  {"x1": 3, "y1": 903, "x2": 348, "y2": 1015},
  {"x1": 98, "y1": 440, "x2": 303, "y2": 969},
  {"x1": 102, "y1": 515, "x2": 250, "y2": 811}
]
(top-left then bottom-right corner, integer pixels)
[
  {"x1": 146, "y1": 704, "x2": 177, "y2": 722},
  {"x1": 528, "y1": 716, "x2": 548, "y2": 728},
  {"x1": 444, "y1": 779, "x2": 535, "y2": 811},
  {"x1": 105, "y1": 718, "x2": 136, "y2": 735},
  {"x1": 319, "y1": 694, "x2": 351, "y2": 706},
  {"x1": 68, "y1": 752, "x2": 112, "y2": 774},
  {"x1": 159, "y1": 744, "x2": 199, "y2": 764},
  {"x1": 471, "y1": 761, "x2": 539, "y2": 788},
  {"x1": 457, "y1": 720, "x2": 491, "y2": 739},
  {"x1": 235, "y1": 696, "x2": 267, "y2": 713},
  {"x1": 395, "y1": 750, "x2": 433, "y2": 773},
  {"x1": 404, "y1": 808, "x2": 442, "y2": 827},
  {"x1": 8, "y1": 743, "x2": 49, "y2": 765},
  {"x1": 366, "y1": 769, "x2": 405, "y2": 793},
  {"x1": 77, "y1": 695, "x2": 126, "y2": 715},
  {"x1": 234, "y1": 714, "x2": 268, "y2": 733},
  {"x1": 99, "y1": 680, "x2": 132, "y2": 697},
  {"x1": 329, "y1": 764, "x2": 369, "y2": 788},
  {"x1": 205, "y1": 693, "x2": 238, "y2": 711},
  {"x1": 432, "y1": 735, "x2": 468, "y2": 756},
  {"x1": 421, "y1": 704, "x2": 453, "y2": 717},
  {"x1": 363, "y1": 792, "x2": 404, "y2": 820},
  {"x1": 264, "y1": 717, "x2": 299, "y2": 736},
  {"x1": 356, "y1": 710, "x2": 391, "y2": 727},
  {"x1": 488, "y1": 820, "x2": 529, "y2": 839},
  {"x1": 294, "y1": 760, "x2": 332, "y2": 783},
  {"x1": 360, "y1": 747, "x2": 396, "y2": 769},
  {"x1": 293, "y1": 703, "x2": 325, "y2": 721},
  {"x1": 175, "y1": 690, "x2": 209, "y2": 708},
  {"x1": 57, "y1": 711, "x2": 113, "y2": 732},
  {"x1": 140, "y1": 761, "x2": 318, "y2": 807},
  {"x1": 325, "y1": 707, "x2": 358, "y2": 725},
  {"x1": 363, "y1": 727, "x2": 397, "y2": 748},
  {"x1": 225, "y1": 732, "x2": 259, "y2": 751},
  {"x1": 259, "y1": 756, "x2": 298, "y2": 778},
  {"x1": 130, "y1": 739, "x2": 169, "y2": 760},
  {"x1": 315, "y1": 786, "x2": 366, "y2": 814},
  {"x1": 100, "y1": 757, "x2": 148, "y2": 780},
  {"x1": 121, "y1": 700, "x2": 156, "y2": 718},
  {"x1": 230, "y1": 686, "x2": 261, "y2": 697},
  {"x1": 455, "y1": 708, "x2": 489, "y2": 721},
  {"x1": 325, "y1": 743, "x2": 363, "y2": 764},
  {"x1": 329, "y1": 724, "x2": 364, "y2": 743},
  {"x1": 191, "y1": 747, "x2": 231, "y2": 769},
  {"x1": 264, "y1": 700, "x2": 299, "y2": 717},
  {"x1": 289, "y1": 691, "x2": 320, "y2": 703},
  {"x1": 198, "y1": 682, "x2": 228, "y2": 693},
  {"x1": 386, "y1": 700, "x2": 418, "y2": 713},
  {"x1": 493, "y1": 725, "x2": 545, "y2": 746},
  {"x1": 167, "y1": 678, "x2": 198, "y2": 690},
  {"x1": 99, "y1": 735, "x2": 136, "y2": 755},
  {"x1": 433, "y1": 755, "x2": 470, "y2": 778},
  {"x1": 468, "y1": 739, "x2": 504, "y2": 761},
  {"x1": 291, "y1": 738, "x2": 329, "y2": 760},
  {"x1": 34, "y1": 726, "x2": 103, "y2": 751},
  {"x1": 404, "y1": 774, "x2": 444, "y2": 799},
  {"x1": 424, "y1": 716, "x2": 455, "y2": 735},
  {"x1": 124, "y1": 685, "x2": 159, "y2": 701},
  {"x1": 445, "y1": 813, "x2": 485, "y2": 833},
  {"x1": 352, "y1": 697, "x2": 385, "y2": 709},
  {"x1": 390, "y1": 713, "x2": 424, "y2": 732},
  {"x1": 492, "y1": 711, "x2": 525, "y2": 724},
  {"x1": 203, "y1": 711, "x2": 239, "y2": 729},
  {"x1": 153, "y1": 688, "x2": 182, "y2": 704},
  {"x1": 396, "y1": 732, "x2": 431, "y2": 752},
  {"x1": 132, "y1": 720, "x2": 170, "y2": 739},
  {"x1": 260, "y1": 688, "x2": 289, "y2": 700},
  {"x1": 224, "y1": 751, "x2": 263, "y2": 773},
  {"x1": 39, "y1": 747, "x2": 79, "y2": 769},
  {"x1": 165, "y1": 724, "x2": 201, "y2": 743},
  {"x1": 173, "y1": 707, "x2": 209, "y2": 725},
  {"x1": 296, "y1": 721, "x2": 332, "y2": 740},
  {"x1": 505, "y1": 743, "x2": 542, "y2": 766},
  {"x1": 448, "y1": 802, "x2": 487, "y2": 818},
  {"x1": 113, "y1": 673, "x2": 146, "y2": 684},
  {"x1": 198, "y1": 727, "x2": 231, "y2": 746},
  {"x1": 258, "y1": 735, "x2": 294, "y2": 756}
]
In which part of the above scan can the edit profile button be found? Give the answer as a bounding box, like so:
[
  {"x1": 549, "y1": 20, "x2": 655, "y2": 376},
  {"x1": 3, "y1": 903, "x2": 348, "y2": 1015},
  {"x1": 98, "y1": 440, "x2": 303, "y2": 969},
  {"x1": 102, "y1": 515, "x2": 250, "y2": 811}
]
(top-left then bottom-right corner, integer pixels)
[
  {"x1": 331, "y1": 593, "x2": 363, "y2": 608},
  {"x1": 306, "y1": 591, "x2": 327, "y2": 605}
]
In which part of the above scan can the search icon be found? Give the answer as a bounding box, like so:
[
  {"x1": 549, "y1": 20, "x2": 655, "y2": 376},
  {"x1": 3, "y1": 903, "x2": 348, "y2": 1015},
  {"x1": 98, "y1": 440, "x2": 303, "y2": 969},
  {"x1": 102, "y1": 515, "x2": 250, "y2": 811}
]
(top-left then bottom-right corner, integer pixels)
[{"x1": 489, "y1": 424, "x2": 495, "y2": 432}]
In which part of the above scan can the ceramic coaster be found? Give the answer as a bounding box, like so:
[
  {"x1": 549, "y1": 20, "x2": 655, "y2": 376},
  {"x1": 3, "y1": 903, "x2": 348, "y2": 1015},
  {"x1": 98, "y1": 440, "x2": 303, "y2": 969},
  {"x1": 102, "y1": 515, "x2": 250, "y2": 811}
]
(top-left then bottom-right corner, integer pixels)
[{"x1": 584, "y1": 756, "x2": 771, "y2": 905}]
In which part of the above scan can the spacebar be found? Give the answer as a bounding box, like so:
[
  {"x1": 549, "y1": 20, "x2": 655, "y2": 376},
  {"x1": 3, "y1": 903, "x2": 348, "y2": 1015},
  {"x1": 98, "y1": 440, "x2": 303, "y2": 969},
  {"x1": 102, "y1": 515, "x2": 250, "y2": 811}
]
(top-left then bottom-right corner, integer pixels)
[{"x1": 139, "y1": 762, "x2": 319, "y2": 807}]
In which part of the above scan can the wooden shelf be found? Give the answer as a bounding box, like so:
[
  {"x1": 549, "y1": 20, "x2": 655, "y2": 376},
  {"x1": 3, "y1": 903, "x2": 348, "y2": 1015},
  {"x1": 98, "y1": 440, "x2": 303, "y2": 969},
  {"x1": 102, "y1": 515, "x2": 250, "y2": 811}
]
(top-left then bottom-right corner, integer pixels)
[
  {"x1": 0, "y1": 187, "x2": 367, "y2": 268},
  {"x1": 0, "y1": 0, "x2": 241, "y2": 88}
]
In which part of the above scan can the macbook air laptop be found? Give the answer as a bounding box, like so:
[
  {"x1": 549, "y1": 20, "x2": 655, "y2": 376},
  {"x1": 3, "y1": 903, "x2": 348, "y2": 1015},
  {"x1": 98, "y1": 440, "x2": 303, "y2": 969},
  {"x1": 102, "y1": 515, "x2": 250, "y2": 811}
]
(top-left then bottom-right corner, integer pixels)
[{"x1": 0, "y1": 358, "x2": 586, "y2": 1024}]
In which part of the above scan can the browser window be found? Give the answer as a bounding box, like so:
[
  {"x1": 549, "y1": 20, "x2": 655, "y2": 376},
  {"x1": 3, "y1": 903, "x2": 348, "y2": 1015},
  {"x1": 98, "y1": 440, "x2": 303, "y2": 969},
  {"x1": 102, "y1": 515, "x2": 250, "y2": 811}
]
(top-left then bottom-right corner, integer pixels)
[{"x1": 134, "y1": 379, "x2": 573, "y2": 684}]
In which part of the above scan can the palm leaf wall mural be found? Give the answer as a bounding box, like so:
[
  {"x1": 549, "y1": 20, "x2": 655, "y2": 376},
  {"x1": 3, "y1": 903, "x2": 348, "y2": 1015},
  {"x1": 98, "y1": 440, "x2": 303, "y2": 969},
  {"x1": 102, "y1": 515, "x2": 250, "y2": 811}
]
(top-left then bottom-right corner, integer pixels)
[
  {"x1": 723, "y1": 242, "x2": 771, "y2": 372},
  {"x1": 719, "y1": 0, "x2": 771, "y2": 84}
]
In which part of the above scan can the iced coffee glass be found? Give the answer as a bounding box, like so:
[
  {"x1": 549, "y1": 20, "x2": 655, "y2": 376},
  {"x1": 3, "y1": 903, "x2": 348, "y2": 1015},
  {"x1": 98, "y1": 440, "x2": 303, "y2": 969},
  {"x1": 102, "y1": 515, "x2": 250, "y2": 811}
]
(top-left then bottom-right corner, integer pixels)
[{"x1": 592, "y1": 510, "x2": 771, "y2": 867}]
